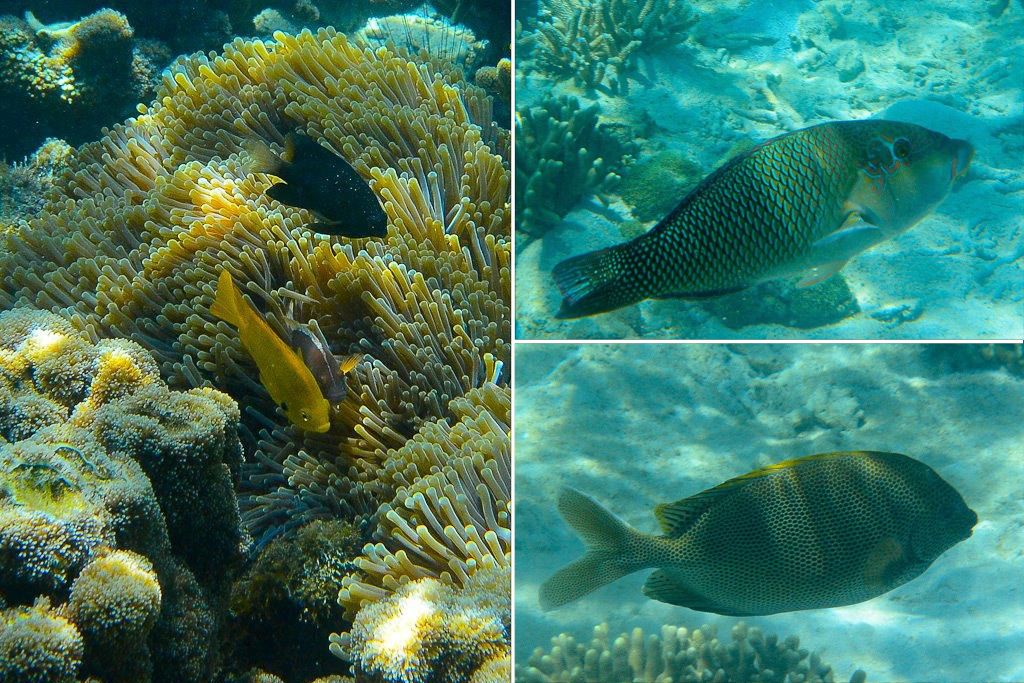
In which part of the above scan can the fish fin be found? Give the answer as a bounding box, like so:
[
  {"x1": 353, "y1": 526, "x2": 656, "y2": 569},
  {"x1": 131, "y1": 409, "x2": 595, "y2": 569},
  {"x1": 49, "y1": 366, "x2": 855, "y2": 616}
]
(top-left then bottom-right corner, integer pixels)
[
  {"x1": 811, "y1": 224, "x2": 882, "y2": 249},
  {"x1": 281, "y1": 133, "x2": 296, "y2": 164},
  {"x1": 863, "y1": 536, "x2": 908, "y2": 592},
  {"x1": 243, "y1": 138, "x2": 284, "y2": 175},
  {"x1": 339, "y1": 354, "x2": 360, "y2": 373},
  {"x1": 552, "y1": 246, "x2": 635, "y2": 318},
  {"x1": 539, "y1": 487, "x2": 642, "y2": 611},
  {"x1": 643, "y1": 570, "x2": 752, "y2": 615},
  {"x1": 796, "y1": 260, "x2": 848, "y2": 287},
  {"x1": 210, "y1": 270, "x2": 242, "y2": 326}
]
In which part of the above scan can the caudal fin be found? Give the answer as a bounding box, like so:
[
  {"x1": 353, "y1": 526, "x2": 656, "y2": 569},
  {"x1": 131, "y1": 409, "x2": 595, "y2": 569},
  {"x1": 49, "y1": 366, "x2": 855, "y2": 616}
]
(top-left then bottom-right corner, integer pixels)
[
  {"x1": 210, "y1": 269, "x2": 242, "y2": 326},
  {"x1": 539, "y1": 487, "x2": 643, "y2": 611},
  {"x1": 552, "y1": 245, "x2": 640, "y2": 318}
]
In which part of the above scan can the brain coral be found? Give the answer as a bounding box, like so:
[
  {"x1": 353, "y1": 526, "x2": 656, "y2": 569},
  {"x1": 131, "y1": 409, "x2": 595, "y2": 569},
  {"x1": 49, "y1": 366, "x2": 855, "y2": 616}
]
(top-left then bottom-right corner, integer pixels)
[{"x1": 0, "y1": 307, "x2": 245, "y2": 683}]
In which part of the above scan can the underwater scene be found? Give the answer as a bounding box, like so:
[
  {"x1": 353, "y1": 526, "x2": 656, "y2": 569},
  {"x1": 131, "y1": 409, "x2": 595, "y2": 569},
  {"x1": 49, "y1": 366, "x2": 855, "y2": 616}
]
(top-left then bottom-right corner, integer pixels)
[
  {"x1": 0, "y1": 1, "x2": 510, "y2": 682},
  {"x1": 514, "y1": 0, "x2": 1024, "y2": 340},
  {"x1": 514, "y1": 343, "x2": 1024, "y2": 682}
]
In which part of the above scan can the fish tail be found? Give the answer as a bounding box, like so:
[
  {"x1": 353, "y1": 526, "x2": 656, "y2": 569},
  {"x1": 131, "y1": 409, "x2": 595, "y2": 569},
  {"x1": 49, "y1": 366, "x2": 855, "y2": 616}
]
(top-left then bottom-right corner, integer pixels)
[
  {"x1": 210, "y1": 269, "x2": 242, "y2": 326},
  {"x1": 552, "y1": 244, "x2": 644, "y2": 318},
  {"x1": 539, "y1": 487, "x2": 645, "y2": 611}
]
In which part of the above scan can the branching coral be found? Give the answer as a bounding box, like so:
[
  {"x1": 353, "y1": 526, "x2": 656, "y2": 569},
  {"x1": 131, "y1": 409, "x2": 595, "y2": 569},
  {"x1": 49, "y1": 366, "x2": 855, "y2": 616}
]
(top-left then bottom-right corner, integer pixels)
[
  {"x1": 0, "y1": 307, "x2": 244, "y2": 683},
  {"x1": 331, "y1": 565, "x2": 510, "y2": 683},
  {"x1": 517, "y1": 621, "x2": 863, "y2": 683},
  {"x1": 515, "y1": 94, "x2": 636, "y2": 239},
  {"x1": 520, "y1": 0, "x2": 698, "y2": 91}
]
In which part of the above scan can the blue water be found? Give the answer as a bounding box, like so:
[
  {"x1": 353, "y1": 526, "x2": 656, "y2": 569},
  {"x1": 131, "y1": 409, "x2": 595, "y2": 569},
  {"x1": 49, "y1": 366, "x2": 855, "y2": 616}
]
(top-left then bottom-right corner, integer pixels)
[{"x1": 514, "y1": 343, "x2": 1024, "y2": 682}]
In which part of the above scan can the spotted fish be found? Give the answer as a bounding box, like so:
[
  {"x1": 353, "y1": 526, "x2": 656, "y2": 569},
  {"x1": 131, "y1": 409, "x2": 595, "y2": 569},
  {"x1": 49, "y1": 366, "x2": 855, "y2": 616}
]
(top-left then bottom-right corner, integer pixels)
[
  {"x1": 539, "y1": 451, "x2": 977, "y2": 615},
  {"x1": 553, "y1": 120, "x2": 974, "y2": 318}
]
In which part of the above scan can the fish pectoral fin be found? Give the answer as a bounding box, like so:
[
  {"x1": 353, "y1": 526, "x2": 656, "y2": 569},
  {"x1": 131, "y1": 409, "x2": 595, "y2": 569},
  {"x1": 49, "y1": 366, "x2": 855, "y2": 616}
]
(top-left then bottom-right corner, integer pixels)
[
  {"x1": 811, "y1": 224, "x2": 883, "y2": 250},
  {"x1": 796, "y1": 259, "x2": 849, "y2": 288},
  {"x1": 643, "y1": 570, "x2": 751, "y2": 616}
]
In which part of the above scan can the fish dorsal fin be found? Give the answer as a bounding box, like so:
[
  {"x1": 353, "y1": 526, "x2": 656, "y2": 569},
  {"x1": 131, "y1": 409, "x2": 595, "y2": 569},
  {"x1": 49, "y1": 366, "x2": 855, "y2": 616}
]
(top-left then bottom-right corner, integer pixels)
[
  {"x1": 642, "y1": 570, "x2": 752, "y2": 616},
  {"x1": 655, "y1": 451, "x2": 859, "y2": 537},
  {"x1": 281, "y1": 134, "x2": 296, "y2": 164},
  {"x1": 339, "y1": 354, "x2": 360, "y2": 374}
]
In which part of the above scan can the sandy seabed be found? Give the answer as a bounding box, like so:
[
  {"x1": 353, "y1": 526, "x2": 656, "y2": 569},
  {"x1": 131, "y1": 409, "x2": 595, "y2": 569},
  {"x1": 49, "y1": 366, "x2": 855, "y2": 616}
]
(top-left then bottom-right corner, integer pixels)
[{"x1": 514, "y1": 343, "x2": 1024, "y2": 682}]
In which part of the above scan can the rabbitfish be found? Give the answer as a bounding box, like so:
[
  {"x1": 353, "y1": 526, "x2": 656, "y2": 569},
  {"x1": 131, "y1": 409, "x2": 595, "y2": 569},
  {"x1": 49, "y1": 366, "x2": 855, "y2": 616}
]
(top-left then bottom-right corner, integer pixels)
[
  {"x1": 553, "y1": 120, "x2": 974, "y2": 318},
  {"x1": 540, "y1": 451, "x2": 977, "y2": 615}
]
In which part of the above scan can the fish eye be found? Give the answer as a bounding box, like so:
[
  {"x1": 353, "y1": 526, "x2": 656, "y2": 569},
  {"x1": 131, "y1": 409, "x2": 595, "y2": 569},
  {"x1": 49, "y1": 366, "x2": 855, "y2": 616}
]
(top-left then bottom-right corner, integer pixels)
[
  {"x1": 893, "y1": 138, "x2": 911, "y2": 159},
  {"x1": 301, "y1": 410, "x2": 310, "y2": 421}
]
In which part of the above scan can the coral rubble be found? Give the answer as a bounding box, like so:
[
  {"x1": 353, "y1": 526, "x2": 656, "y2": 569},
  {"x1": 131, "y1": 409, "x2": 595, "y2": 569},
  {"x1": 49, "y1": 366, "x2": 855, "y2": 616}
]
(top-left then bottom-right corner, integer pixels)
[
  {"x1": 516, "y1": 94, "x2": 636, "y2": 239},
  {"x1": 0, "y1": 307, "x2": 245, "y2": 682},
  {"x1": 517, "y1": 621, "x2": 862, "y2": 683}
]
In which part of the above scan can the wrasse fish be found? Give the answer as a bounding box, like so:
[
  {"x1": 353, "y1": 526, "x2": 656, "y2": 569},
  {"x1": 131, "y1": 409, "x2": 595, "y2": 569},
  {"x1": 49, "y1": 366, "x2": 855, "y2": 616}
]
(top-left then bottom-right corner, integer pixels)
[
  {"x1": 553, "y1": 120, "x2": 974, "y2": 318},
  {"x1": 211, "y1": 270, "x2": 356, "y2": 432},
  {"x1": 540, "y1": 451, "x2": 976, "y2": 615},
  {"x1": 246, "y1": 133, "x2": 389, "y2": 238}
]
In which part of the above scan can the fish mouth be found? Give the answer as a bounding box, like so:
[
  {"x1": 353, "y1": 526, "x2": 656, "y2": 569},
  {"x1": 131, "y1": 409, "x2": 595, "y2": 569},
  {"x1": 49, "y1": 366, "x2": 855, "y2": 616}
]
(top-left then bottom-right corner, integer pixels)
[{"x1": 951, "y1": 139, "x2": 974, "y2": 180}]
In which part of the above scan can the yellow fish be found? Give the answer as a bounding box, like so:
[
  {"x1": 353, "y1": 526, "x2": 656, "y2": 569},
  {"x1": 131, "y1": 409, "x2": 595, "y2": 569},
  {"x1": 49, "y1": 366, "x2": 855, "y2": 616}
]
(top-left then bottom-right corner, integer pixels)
[
  {"x1": 211, "y1": 269, "x2": 330, "y2": 432},
  {"x1": 540, "y1": 451, "x2": 976, "y2": 615}
]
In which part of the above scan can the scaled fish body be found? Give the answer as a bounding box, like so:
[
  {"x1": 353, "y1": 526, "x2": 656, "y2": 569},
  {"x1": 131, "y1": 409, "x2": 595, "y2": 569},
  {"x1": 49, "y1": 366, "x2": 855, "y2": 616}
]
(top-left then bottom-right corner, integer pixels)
[
  {"x1": 553, "y1": 120, "x2": 974, "y2": 318},
  {"x1": 211, "y1": 269, "x2": 331, "y2": 432},
  {"x1": 540, "y1": 451, "x2": 977, "y2": 615},
  {"x1": 247, "y1": 134, "x2": 389, "y2": 238}
]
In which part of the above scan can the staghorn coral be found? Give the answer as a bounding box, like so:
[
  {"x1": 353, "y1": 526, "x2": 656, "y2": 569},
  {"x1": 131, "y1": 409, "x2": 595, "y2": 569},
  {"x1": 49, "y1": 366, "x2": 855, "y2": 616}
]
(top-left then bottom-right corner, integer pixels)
[
  {"x1": 0, "y1": 307, "x2": 244, "y2": 683},
  {"x1": 516, "y1": 94, "x2": 636, "y2": 239},
  {"x1": 0, "y1": 598, "x2": 84, "y2": 683},
  {"x1": 520, "y1": 0, "x2": 698, "y2": 91},
  {"x1": 0, "y1": 9, "x2": 169, "y2": 158},
  {"x1": 517, "y1": 621, "x2": 864, "y2": 683},
  {"x1": 331, "y1": 564, "x2": 510, "y2": 683}
]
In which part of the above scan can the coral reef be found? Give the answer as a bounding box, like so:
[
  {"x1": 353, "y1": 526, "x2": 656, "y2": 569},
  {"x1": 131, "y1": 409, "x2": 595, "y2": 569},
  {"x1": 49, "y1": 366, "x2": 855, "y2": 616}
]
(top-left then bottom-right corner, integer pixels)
[
  {"x1": 515, "y1": 94, "x2": 636, "y2": 239},
  {"x1": 0, "y1": 307, "x2": 245, "y2": 683},
  {"x1": 0, "y1": 9, "x2": 170, "y2": 158},
  {"x1": 0, "y1": 27, "x2": 509, "y2": 681},
  {"x1": 616, "y1": 149, "x2": 703, "y2": 224},
  {"x1": 0, "y1": 598, "x2": 84, "y2": 683},
  {"x1": 519, "y1": 0, "x2": 698, "y2": 91},
  {"x1": 331, "y1": 565, "x2": 510, "y2": 683},
  {"x1": 428, "y1": 0, "x2": 512, "y2": 64},
  {"x1": 337, "y1": 383, "x2": 510, "y2": 615},
  {"x1": 227, "y1": 520, "x2": 363, "y2": 681},
  {"x1": 516, "y1": 621, "x2": 862, "y2": 683},
  {"x1": 475, "y1": 58, "x2": 511, "y2": 108},
  {"x1": 925, "y1": 343, "x2": 1024, "y2": 377},
  {"x1": 0, "y1": 139, "x2": 74, "y2": 224},
  {"x1": 699, "y1": 277, "x2": 861, "y2": 330}
]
